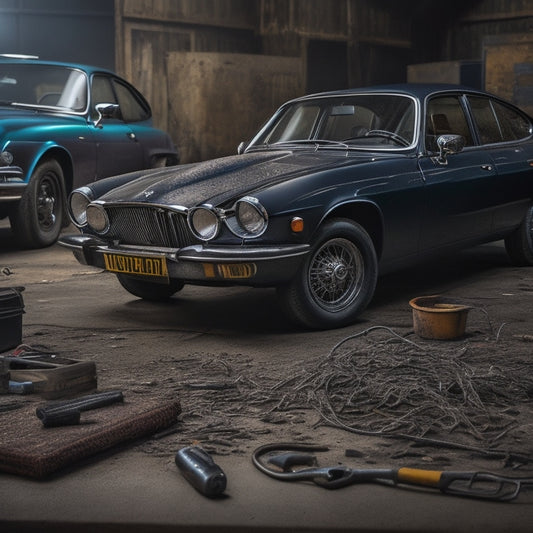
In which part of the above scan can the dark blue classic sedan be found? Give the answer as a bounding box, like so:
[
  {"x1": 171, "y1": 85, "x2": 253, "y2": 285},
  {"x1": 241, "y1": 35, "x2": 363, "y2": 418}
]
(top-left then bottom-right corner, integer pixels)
[
  {"x1": 0, "y1": 56, "x2": 177, "y2": 248},
  {"x1": 60, "y1": 84, "x2": 533, "y2": 329}
]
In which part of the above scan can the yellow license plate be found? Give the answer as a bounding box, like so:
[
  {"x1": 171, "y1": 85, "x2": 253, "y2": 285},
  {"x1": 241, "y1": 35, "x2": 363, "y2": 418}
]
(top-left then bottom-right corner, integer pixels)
[{"x1": 103, "y1": 253, "x2": 169, "y2": 280}]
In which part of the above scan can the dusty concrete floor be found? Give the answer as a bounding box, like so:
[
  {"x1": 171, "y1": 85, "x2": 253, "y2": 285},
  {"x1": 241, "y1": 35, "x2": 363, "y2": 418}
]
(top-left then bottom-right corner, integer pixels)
[{"x1": 1, "y1": 221, "x2": 533, "y2": 531}]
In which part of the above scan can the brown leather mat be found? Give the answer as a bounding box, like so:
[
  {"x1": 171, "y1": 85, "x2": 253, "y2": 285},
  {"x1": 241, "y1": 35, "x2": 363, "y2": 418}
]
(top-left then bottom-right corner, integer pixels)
[{"x1": 0, "y1": 395, "x2": 181, "y2": 478}]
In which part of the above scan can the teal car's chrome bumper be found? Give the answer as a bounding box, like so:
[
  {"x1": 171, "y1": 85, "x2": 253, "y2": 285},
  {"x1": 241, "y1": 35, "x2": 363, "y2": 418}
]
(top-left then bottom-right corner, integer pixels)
[{"x1": 0, "y1": 166, "x2": 25, "y2": 201}]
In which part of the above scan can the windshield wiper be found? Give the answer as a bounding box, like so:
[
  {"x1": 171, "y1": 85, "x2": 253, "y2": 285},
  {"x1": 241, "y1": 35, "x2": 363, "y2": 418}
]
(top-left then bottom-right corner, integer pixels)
[{"x1": 272, "y1": 139, "x2": 349, "y2": 150}]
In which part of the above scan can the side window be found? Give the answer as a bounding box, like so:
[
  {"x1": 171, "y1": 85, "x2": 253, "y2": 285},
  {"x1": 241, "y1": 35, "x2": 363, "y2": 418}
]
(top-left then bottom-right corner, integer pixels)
[
  {"x1": 426, "y1": 96, "x2": 473, "y2": 151},
  {"x1": 467, "y1": 96, "x2": 502, "y2": 144},
  {"x1": 91, "y1": 75, "x2": 116, "y2": 106},
  {"x1": 492, "y1": 101, "x2": 532, "y2": 141},
  {"x1": 112, "y1": 79, "x2": 150, "y2": 122}
]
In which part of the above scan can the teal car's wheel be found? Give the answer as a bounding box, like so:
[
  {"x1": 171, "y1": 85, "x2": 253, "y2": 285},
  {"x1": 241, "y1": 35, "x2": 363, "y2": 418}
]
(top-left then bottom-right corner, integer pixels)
[
  {"x1": 278, "y1": 218, "x2": 378, "y2": 329},
  {"x1": 117, "y1": 274, "x2": 184, "y2": 301},
  {"x1": 10, "y1": 159, "x2": 65, "y2": 248},
  {"x1": 505, "y1": 204, "x2": 533, "y2": 266}
]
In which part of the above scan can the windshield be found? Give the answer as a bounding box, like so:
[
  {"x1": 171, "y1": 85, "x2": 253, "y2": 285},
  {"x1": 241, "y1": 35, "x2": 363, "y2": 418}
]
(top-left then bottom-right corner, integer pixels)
[
  {"x1": 250, "y1": 93, "x2": 417, "y2": 150},
  {"x1": 0, "y1": 64, "x2": 88, "y2": 112}
]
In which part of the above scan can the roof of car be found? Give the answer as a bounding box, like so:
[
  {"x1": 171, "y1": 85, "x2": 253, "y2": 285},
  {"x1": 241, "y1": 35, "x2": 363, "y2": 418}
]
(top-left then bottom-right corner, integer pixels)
[
  {"x1": 300, "y1": 83, "x2": 489, "y2": 100},
  {"x1": 0, "y1": 55, "x2": 115, "y2": 75}
]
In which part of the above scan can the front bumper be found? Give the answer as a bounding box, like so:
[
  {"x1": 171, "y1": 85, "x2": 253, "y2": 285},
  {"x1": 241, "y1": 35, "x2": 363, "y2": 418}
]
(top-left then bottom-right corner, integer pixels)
[
  {"x1": 0, "y1": 166, "x2": 25, "y2": 201},
  {"x1": 58, "y1": 234, "x2": 310, "y2": 286}
]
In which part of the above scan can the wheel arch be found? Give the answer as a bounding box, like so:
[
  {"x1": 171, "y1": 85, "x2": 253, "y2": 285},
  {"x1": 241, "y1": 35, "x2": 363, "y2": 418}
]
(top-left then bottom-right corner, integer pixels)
[
  {"x1": 321, "y1": 200, "x2": 384, "y2": 259},
  {"x1": 6, "y1": 141, "x2": 73, "y2": 194},
  {"x1": 38, "y1": 147, "x2": 74, "y2": 195}
]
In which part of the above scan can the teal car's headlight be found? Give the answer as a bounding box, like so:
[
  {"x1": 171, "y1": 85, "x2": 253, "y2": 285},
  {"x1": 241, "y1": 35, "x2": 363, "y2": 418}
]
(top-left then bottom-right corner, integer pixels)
[
  {"x1": 68, "y1": 187, "x2": 94, "y2": 227},
  {"x1": 188, "y1": 205, "x2": 221, "y2": 241},
  {"x1": 234, "y1": 196, "x2": 268, "y2": 237},
  {"x1": 86, "y1": 203, "x2": 109, "y2": 234},
  {"x1": 0, "y1": 151, "x2": 13, "y2": 166}
]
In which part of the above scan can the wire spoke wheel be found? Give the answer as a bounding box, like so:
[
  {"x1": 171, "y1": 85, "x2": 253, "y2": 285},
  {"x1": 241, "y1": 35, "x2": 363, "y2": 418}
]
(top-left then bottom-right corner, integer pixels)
[
  {"x1": 308, "y1": 238, "x2": 364, "y2": 312},
  {"x1": 277, "y1": 218, "x2": 378, "y2": 329}
]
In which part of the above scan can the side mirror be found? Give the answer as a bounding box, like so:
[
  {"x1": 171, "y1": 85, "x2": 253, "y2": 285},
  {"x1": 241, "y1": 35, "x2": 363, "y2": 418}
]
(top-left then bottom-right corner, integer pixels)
[
  {"x1": 237, "y1": 141, "x2": 248, "y2": 155},
  {"x1": 435, "y1": 134, "x2": 465, "y2": 165},
  {"x1": 94, "y1": 103, "x2": 120, "y2": 128}
]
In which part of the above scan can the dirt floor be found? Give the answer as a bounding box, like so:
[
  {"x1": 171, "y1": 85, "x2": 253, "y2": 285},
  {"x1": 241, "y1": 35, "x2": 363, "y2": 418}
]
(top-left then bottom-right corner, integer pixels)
[{"x1": 2, "y1": 225, "x2": 533, "y2": 492}]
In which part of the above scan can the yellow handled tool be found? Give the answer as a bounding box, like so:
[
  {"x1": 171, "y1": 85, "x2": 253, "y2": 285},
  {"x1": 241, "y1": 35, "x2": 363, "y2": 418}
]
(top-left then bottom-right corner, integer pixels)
[{"x1": 252, "y1": 443, "x2": 533, "y2": 501}]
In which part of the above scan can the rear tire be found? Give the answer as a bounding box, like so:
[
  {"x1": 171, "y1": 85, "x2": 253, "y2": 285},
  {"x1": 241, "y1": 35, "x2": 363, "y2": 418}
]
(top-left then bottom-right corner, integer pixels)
[
  {"x1": 277, "y1": 218, "x2": 378, "y2": 329},
  {"x1": 10, "y1": 159, "x2": 65, "y2": 248},
  {"x1": 504, "y1": 205, "x2": 533, "y2": 266},
  {"x1": 117, "y1": 274, "x2": 184, "y2": 301}
]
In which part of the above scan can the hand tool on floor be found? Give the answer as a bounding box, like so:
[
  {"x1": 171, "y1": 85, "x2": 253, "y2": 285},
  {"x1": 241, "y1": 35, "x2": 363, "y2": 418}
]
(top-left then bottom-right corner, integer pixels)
[
  {"x1": 252, "y1": 443, "x2": 533, "y2": 502},
  {"x1": 8, "y1": 380, "x2": 34, "y2": 394},
  {"x1": 175, "y1": 445, "x2": 227, "y2": 498},
  {"x1": 36, "y1": 389, "x2": 124, "y2": 427}
]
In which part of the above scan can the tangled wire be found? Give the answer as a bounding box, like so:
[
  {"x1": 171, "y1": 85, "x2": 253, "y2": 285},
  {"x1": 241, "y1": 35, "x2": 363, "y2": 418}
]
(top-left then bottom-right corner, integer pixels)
[
  {"x1": 260, "y1": 327, "x2": 531, "y2": 445},
  {"x1": 158, "y1": 325, "x2": 533, "y2": 462}
]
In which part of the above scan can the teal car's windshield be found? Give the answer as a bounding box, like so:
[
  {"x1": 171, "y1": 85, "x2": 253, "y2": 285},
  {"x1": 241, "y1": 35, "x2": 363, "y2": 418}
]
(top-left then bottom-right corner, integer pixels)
[
  {"x1": 0, "y1": 64, "x2": 88, "y2": 112},
  {"x1": 251, "y1": 93, "x2": 417, "y2": 150}
]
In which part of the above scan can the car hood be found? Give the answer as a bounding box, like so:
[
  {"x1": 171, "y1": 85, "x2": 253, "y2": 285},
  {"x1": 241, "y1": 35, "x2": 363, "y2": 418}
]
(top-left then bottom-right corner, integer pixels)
[
  {"x1": 0, "y1": 105, "x2": 76, "y2": 136},
  {"x1": 99, "y1": 150, "x2": 394, "y2": 208}
]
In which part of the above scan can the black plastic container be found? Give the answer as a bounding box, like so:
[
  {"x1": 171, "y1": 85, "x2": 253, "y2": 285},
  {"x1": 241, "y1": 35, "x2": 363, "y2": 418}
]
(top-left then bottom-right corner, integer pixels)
[{"x1": 0, "y1": 287, "x2": 25, "y2": 352}]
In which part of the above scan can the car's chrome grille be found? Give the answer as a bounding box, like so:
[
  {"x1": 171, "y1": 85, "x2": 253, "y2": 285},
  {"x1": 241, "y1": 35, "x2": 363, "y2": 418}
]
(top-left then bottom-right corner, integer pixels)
[{"x1": 104, "y1": 206, "x2": 197, "y2": 248}]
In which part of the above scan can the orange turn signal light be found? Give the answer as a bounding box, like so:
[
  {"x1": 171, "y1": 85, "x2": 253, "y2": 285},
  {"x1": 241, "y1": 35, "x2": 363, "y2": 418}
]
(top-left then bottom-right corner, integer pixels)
[{"x1": 291, "y1": 217, "x2": 304, "y2": 232}]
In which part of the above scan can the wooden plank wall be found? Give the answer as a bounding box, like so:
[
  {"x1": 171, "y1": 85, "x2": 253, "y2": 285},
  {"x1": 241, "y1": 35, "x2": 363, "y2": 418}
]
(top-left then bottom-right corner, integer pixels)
[
  {"x1": 115, "y1": 0, "x2": 533, "y2": 162},
  {"x1": 260, "y1": 0, "x2": 413, "y2": 87},
  {"x1": 115, "y1": 0, "x2": 261, "y2": 158},
  {"x1": 484, "y1": 33, "x2": 533, "y2": 115},
  {"x1": 442, "y1": 0, "x2": 533, "y2": 61},
  {"x1": 167, "y1": 52, "x2": 303, "y2": 162}
]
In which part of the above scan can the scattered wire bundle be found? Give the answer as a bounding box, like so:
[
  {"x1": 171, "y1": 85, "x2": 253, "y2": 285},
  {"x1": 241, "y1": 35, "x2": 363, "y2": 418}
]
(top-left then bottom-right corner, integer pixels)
[
  {"x1": 156, "y1": 325, "x2": 532, "y2": 462},
  {"x1": 254, "y1": 326, "x2": 533, "y2": 459}
]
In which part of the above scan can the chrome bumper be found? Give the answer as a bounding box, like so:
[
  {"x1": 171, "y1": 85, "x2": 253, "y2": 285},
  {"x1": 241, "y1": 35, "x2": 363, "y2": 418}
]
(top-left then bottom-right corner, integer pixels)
[
  {"x1": 0, "y1": 166, "x2": 26, "y2": 201},
  {"x1": 58, "y1": 234, "x2": 310, "y2": 286}
]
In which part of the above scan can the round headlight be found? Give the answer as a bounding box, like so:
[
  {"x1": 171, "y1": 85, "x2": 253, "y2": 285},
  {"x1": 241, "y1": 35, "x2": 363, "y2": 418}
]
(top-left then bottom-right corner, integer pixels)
[
  {"x1": 236, "y1": 197, "x2": 268, "y2": 236},
  {"x1": 188, "y1": 206, "x2": 220, "y2": 241},
  {"x1": 0, "y1": 151, "x2": 13, "y2": 166},
  {"x1": 86, "y1": 203, "x2": 109, "y2": 234},
  {"x1": 69, "y1": 188, "x2": 93, "y2": 227}
]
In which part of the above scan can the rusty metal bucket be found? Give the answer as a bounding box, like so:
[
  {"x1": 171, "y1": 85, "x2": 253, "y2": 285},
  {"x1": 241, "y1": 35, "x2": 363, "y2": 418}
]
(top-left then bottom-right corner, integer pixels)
[{"x1": 409, "y1": 295, "x2": 471, "y2": 340}]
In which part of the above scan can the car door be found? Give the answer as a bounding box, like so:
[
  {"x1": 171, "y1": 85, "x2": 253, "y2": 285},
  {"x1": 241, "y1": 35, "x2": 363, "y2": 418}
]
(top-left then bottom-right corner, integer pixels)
[
  {"x1": 90, "y1": 74, "x2": 144, "y2": 178},
  {"x1": 418, "y1": 94, "x2": 497, "y2": 251},
  {"x1": 466, "y1": 95, "x2": 533, "y2": 233}
]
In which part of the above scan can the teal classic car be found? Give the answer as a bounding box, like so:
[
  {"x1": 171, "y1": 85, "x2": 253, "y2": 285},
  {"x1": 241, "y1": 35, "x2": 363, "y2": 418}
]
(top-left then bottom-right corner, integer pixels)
[
  {"x1": 0, "y1": 56, "x2": 178, "y2": 248},
  {"x1": 60, "y1": 85, "x2": 533, "y2": 329}
]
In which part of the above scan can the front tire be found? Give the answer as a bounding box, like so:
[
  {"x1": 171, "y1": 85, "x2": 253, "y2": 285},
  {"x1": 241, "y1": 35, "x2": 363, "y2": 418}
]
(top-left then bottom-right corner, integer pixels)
[
  {"x1": 504, "y1": 205, "x2": 533, "y2": 266},
  {"x1": 10, "y1": 159, "x2": 65, "y2": 248},
  {"x1": 277, "y1": 218, "x2": 378, "y2": 329},
  {"x1": 117, "y1": 274, "x2": 184, "y2": 301}
]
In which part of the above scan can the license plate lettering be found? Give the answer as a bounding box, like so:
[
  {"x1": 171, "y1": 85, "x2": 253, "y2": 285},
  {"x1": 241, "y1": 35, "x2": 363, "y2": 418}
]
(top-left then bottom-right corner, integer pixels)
[
  {"x1": 217, "y1": 263, "x2": 257, "y2": 279},
  {"x1": 202, "y1": 262, "x2": 256, "y2": 279},
  {"x1": 103, "y1": 253, "x2": 168, "y2": 279}
]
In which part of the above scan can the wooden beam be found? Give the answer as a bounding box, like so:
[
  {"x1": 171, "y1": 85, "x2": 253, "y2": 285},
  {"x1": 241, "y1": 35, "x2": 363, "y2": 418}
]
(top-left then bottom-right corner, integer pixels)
[{"x1": 460, "y1": 10, "x2": 533, "y2": 23}]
